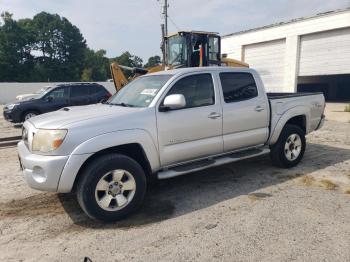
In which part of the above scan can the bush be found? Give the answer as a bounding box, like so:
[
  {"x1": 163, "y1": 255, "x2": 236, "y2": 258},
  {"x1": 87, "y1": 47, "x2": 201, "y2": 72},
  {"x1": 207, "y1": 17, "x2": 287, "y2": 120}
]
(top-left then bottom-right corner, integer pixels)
[{"x1": 345, "y1": 104, "x2": 350, "y2": 112}]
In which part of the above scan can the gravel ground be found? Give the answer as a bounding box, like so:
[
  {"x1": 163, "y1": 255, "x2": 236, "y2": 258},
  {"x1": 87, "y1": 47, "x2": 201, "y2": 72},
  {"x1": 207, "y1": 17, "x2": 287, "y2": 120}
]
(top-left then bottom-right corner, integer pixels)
[{"x1": 0, "y1": 107, "x2": 350, "y2": 261}]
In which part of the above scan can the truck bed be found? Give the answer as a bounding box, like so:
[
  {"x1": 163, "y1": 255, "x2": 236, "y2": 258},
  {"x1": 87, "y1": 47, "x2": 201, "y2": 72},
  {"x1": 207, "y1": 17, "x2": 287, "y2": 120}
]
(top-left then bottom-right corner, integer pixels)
[{"x1": 267, "y1": 91, "x2": 325, "y2": 144}]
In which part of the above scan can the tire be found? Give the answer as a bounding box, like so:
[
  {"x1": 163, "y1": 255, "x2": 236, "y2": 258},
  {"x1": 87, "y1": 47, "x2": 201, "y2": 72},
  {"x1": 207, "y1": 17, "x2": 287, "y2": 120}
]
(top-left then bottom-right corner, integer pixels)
[
  {"x1": 270, "y1": 124, "x2": 306, "y2": 168},
  {"x1": 76, "y1": 154, "x2": 147, "y2": 222},
  {"x1": 22, "y1": 111, "x2": 38, "y2": 122}
]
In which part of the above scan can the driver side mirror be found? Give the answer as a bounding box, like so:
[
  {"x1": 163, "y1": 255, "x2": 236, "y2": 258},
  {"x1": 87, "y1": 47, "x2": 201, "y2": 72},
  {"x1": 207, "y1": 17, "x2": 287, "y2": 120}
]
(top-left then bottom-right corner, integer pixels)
[
  {"x1": 46, "y1": 96, "x2": 53, "y2": 102},
  {"x1": 160, "y1": 94, "x2": 186, "y2": 111}
]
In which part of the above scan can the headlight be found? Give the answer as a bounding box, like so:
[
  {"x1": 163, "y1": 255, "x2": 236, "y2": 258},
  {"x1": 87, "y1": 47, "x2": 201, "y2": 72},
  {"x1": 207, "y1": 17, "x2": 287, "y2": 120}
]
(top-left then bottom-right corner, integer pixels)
[
  {"x1": 6, "y1": 103, "x2": 19, "y2": 110},
  {"x1": 32, "y1": 129, "x2": 67, "y2": 153}
]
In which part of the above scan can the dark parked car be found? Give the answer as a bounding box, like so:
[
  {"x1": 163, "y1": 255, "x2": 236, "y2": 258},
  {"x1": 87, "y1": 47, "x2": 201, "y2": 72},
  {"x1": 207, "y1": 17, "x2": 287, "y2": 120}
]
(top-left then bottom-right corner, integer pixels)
[{"x1": 3, "y1": 83, "x2": 112, "y2": 123}]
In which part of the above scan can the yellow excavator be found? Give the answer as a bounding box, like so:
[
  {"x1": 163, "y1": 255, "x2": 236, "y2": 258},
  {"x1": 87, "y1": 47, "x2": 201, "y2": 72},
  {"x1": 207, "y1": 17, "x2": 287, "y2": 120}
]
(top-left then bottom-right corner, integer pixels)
[{"x1": 110, "y1": 31, "x2": 249, "y2": 92}]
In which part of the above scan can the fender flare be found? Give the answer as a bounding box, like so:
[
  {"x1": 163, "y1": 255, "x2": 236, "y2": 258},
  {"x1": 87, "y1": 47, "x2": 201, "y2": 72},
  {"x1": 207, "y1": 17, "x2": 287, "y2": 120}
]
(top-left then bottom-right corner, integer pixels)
[
  {"x1": 269, "y1": 106, "x2": 310, "y2": 145},
  {"x1": 57, "y1": 129, "x2": 160, "y2": 193}
]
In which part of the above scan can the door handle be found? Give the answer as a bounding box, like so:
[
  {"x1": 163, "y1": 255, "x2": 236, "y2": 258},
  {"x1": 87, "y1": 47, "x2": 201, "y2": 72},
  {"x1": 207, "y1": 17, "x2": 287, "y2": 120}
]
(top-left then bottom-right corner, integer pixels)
[
  {"x1": 255, "y1": 106, "x2": 265, "y2": 112},
  {"x1": 208, "y1": 112, "x2": 221, "y2": 119}
]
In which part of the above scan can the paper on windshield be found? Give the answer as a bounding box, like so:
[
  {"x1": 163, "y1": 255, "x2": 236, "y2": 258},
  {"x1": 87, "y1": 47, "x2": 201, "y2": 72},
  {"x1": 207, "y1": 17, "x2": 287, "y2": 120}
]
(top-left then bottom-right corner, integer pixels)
[{"x1": 140, "y1": 89, "x2": 158, "y2": 96}]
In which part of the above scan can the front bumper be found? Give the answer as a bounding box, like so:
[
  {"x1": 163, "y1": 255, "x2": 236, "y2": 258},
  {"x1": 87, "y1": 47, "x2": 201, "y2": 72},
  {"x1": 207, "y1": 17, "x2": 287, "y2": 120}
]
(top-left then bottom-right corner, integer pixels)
[
  {"x1": 18, "y1": 141, "x2": 69, "y2": 192},
  {"x1": 3, "y1": 108, "x2": 22, "y2": 123}
]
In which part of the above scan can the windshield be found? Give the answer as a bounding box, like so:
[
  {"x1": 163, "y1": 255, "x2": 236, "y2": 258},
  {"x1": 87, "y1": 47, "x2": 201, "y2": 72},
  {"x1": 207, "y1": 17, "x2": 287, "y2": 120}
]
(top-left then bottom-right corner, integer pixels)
[
  {"x1": 167, "y1": 35, "x2": 188, "y2": 66},
  {"x1": 107, "y1": 75, "x2": 172, "y2": 107},
  {"x1": 35, "y1": 86, "x2": 53, "y2": 94}
]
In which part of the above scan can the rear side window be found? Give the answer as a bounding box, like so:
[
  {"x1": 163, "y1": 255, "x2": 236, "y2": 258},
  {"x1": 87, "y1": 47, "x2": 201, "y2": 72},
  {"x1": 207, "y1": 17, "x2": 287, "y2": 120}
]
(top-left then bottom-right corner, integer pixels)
[
  {"x1": 70, "y1": 86, "x2": 89, "y2": 97},
  {"x1": 167, "y1": 74, "x2": 215, "y2": 109},
  {"x1": 88, "y1": 85, "x2": 98, "y2": 95},
  {"x1": 219, "y1": 73, "x2": 258, "y2": 103}
]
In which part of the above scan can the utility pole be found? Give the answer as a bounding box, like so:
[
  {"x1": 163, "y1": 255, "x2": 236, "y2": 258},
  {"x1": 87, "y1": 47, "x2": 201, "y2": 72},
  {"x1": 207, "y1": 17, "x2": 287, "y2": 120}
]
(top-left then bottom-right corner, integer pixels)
[
  {"x1": 163, "y1": 0, "x2": 168, "y2": 36},
  {"x1": 160, "y1": 0, "x2": 168, "y2": 67}
]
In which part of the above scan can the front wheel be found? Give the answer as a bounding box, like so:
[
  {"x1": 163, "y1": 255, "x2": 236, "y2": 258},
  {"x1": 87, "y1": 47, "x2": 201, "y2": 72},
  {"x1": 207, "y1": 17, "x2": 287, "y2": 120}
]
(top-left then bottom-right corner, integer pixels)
[
  {"x1": 23, "y1": 111, "x2": 38, "y2": 122},
  {"x1": 76, "y1": 154, "x2": 147, "y2": 222},
  {"x1": 270, "y1": 124, "x2": 306, "y2": 168}
]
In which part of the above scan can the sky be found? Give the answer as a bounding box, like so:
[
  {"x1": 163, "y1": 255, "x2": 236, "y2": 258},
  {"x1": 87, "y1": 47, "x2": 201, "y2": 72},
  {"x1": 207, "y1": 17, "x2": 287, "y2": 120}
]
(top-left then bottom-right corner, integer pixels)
[{"x1": 1, "y1": 0, "x2": 350, "y2": 61}]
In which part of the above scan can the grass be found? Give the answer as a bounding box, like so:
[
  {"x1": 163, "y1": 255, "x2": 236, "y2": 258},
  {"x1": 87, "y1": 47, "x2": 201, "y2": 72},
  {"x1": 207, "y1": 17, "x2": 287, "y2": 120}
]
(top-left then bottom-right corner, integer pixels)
[
  {"x1": 300, "y1": 175, "x2": 315, "y2": 186},
  {"x1": 319, "y1": 179, "x2": 338, "y2": 190},
  {"x1": 345, "y1": 104, "x2": 350, "y2": 112},
  {"x1": 344, "y1": 188, "x2": 350, "y2": 195}
]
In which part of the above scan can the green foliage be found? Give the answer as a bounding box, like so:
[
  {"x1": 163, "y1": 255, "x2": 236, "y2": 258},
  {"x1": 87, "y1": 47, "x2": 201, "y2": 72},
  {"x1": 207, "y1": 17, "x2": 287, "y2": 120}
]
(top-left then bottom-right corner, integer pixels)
[
  {"x1": 0, "y1": 11, "x2": 161, "y2": 82},
  {"x1": 110, "y1": 51, "x2": 143, "y2": 78},
  {"x1": 0, "y1": 11, "x2": 87, "y2": 82},
  {"x1": 144, "y1": 55, "x2": 161, "y2": 68},
  {"x1": 81, "y1": 48, "x2": 110, "y2": 81},
  {"x1": 345, "y1": 104, "x2": 350, "y2": 112}
]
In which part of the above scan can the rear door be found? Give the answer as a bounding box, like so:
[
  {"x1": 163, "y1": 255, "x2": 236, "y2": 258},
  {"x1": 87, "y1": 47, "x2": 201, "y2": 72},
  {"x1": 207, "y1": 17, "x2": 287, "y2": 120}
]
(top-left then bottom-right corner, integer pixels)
[
  {"x1": 219, "y1": 72, "x2": 269, "y2": 152},
  {"x1": 156, "y1": 73, "x2": 223, "y2": 166},
  {"x1": 70, "y1": 85, "x2": 90, "y2": 106}
]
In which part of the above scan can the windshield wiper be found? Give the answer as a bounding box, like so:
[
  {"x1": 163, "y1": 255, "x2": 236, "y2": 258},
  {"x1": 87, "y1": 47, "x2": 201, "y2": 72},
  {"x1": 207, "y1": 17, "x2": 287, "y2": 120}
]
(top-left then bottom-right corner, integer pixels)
[{"x1": 111, "y1": 102, "x2": 134, "y2": 107}]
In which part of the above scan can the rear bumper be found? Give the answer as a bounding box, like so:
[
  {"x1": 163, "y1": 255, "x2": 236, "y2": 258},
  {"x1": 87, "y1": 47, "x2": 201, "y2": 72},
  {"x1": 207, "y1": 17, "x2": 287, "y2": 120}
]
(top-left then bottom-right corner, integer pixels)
[{"x1": 316, "y1": 115, "x2": 325, "y2": 130}]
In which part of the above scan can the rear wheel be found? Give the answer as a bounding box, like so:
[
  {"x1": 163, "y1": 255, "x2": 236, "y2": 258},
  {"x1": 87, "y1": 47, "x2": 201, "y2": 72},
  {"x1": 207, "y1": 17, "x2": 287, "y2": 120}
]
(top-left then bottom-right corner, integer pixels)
[
  {"x1": 76, "y1": 154, "x2": 147, "y2": 222},
  {"x1": 270, "y1": 124, "x2": 306, "y2": 168}
]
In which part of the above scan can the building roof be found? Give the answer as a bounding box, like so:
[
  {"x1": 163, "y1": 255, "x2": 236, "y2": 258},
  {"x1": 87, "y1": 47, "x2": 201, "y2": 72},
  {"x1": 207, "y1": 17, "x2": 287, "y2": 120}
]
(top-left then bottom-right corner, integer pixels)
[{"x1": 223, "y1": 8, "x2": 350, "y2": 38}]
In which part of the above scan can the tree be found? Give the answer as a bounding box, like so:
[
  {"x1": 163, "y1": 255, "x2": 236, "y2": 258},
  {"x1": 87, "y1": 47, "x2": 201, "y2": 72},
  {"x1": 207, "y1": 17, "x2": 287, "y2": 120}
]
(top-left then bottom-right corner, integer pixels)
[
  {"x1": 81, "y1": 48, "x2": 110, "y2": 81},
  {"x1": 110, "y1": 51, "x2": 143, "y2": 78},
  {"x1": 144, "y1": 55, "x2": 161, "y2": 68},
  {"x1": 29, "y1": 12, "x2": 87, "y2": 81},
  {"x1": 0, "y1": 12, "x2": 32, "y2": 81}
]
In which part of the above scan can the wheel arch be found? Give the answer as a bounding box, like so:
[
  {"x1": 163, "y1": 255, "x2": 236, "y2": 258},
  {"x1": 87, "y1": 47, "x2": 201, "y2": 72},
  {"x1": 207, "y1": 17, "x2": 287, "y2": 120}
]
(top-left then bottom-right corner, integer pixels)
[
  {"x1": 21, "y1": 109, "x2": 41, "y2": 121},
  {"x1": 57, "y1": 129, "x2": 160, "y2": 193},
  {"x1": 72, "y1": 143, "x2": 154, "y2": 192},
  {"x1": 269, "y1": 106, "x2": 310, "y2": 145}
]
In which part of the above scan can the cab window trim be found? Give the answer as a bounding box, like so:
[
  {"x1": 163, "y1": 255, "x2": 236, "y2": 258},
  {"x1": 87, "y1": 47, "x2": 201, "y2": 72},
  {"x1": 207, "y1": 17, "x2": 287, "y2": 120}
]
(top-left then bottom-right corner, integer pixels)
[{"x1": 159, "y1": 73, "x2": 216, "y2": 111}]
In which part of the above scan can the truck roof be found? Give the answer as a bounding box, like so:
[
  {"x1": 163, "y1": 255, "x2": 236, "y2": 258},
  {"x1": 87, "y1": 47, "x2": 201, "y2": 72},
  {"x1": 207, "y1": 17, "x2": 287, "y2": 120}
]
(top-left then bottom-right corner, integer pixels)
[{"x1": 147, "y1": 66, "x2": 256, "y2": 77}]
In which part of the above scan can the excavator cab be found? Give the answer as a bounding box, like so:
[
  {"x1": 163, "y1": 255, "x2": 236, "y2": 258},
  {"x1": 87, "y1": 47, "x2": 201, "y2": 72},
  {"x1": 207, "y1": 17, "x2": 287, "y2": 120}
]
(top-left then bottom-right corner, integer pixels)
[
  {"x1": 166, "y1": 31, "x2": 221, "y2": 68},
  {"x1": 111, "y1": 31, "x2": 248, "y2": 92}
]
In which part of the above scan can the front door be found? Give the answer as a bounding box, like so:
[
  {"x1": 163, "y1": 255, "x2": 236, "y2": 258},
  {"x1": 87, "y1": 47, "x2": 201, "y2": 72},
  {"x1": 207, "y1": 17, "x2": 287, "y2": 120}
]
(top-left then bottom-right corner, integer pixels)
[
  {"x1": 156, "y1": 73, "x2": 223, "y2": 167},
  {"x1": 41, "y1": 86, "x2": 70, "y2": 113}
]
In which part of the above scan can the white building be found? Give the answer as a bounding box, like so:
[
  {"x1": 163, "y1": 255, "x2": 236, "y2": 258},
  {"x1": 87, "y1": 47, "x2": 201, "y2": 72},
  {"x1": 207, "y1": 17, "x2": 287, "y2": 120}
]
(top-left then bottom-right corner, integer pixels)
[{"x1": 222, "y1": 8, "x2": 350, "y2": 101}]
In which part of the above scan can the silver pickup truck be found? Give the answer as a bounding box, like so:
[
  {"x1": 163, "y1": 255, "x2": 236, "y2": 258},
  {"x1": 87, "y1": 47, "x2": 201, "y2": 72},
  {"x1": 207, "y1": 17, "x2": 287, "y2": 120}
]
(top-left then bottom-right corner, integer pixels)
[{"x1": 18, "y1": 67, "x2": 325, "y2": 221}]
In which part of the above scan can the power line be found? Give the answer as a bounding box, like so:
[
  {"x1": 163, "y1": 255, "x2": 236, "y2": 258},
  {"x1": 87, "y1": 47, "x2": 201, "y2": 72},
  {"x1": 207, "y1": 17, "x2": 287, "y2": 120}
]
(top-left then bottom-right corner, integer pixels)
[{"x1": 167, "y1": 14, "x2": 180, "y2": 31}]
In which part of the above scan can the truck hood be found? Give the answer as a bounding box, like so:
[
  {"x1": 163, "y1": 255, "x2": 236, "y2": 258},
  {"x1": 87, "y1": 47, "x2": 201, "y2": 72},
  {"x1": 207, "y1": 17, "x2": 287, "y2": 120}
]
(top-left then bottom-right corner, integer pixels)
[{"x1": 28, "y1": 103, "x2": 140, "y2": 129}]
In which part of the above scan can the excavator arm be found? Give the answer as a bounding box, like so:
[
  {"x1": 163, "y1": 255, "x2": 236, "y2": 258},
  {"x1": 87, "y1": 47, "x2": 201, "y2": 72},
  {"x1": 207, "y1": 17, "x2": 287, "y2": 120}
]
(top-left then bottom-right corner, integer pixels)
[{"x1": 110, "y1": 63, "x2": 164, "y2": 92}]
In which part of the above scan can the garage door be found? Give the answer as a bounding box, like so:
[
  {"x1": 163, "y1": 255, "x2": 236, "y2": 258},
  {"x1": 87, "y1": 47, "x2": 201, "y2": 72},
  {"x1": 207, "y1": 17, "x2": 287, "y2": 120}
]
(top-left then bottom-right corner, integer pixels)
[
  {"x1": 299, "y1": 27, "x2": 350, "y2": 76},
  {"x1": 243, "y1": 39, "x2": 286, "y2": 92}
]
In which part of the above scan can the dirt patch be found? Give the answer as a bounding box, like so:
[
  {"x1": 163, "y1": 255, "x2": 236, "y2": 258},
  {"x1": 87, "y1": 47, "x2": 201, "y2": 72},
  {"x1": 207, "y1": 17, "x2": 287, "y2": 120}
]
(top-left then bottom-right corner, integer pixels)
[
  {"x1": 300, "y1": 175, "x2": 316, "y2": 186},
  {"x1": 319, "y1": 179, "x2": 338, "y2": 190}
]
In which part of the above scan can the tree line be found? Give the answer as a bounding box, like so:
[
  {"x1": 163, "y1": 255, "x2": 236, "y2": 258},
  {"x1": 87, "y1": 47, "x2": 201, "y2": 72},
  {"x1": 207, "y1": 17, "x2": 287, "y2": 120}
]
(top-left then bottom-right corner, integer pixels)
[{"x1": 0, "y1": 11, "x2": 161, "y2": 82}]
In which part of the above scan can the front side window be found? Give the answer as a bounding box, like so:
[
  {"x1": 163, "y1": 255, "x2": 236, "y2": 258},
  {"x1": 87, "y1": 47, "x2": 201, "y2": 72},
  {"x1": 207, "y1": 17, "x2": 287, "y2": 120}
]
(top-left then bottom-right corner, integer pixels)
[
  {"x1": 167, "y1": 74, "x2": 215, "y2": 109},
  {"x1": 46, "y1": 87, "x2": 69, "y2": 100},
  {"x1": 108, "y1": 75, "x2": 172, "y2": 107},
  {"x1": 219, "y1": 73, "x2": 258, "y2": 103}
]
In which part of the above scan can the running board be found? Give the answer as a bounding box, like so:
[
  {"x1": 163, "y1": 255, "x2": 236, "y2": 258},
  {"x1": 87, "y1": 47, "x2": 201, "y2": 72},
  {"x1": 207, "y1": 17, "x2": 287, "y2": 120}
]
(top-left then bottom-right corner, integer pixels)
[{"x1": 157, "y1": 147, "x2": 270, "y2": 180}]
